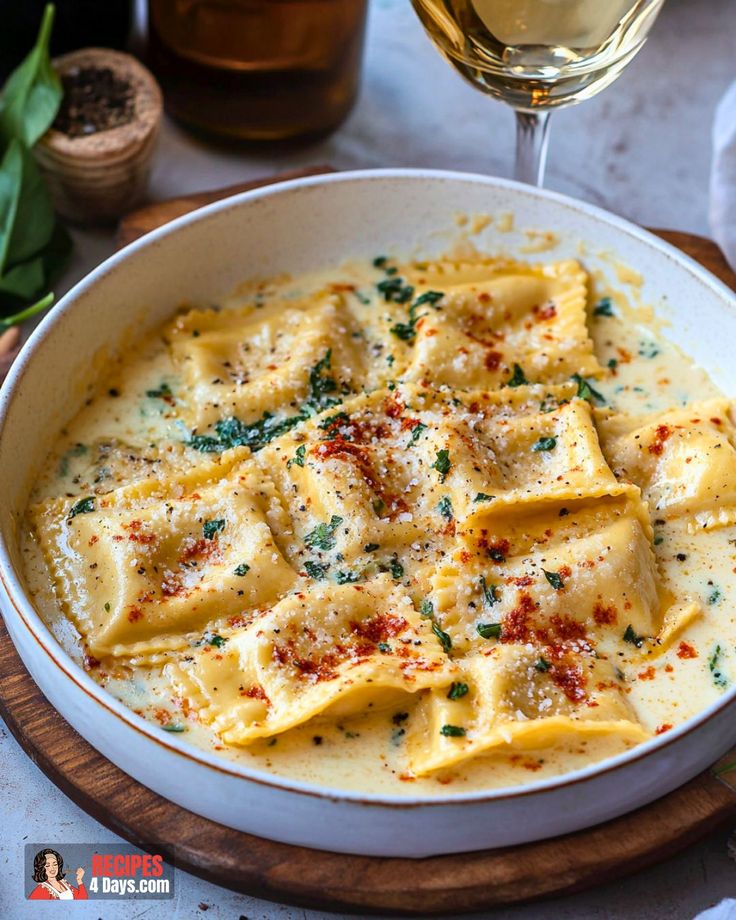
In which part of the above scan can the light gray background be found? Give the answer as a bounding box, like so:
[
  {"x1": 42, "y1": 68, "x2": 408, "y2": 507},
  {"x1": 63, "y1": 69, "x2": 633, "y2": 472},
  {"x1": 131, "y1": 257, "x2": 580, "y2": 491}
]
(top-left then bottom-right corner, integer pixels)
[{"x1": 2, "y1": 0, "x2": 736, "y2": 917}]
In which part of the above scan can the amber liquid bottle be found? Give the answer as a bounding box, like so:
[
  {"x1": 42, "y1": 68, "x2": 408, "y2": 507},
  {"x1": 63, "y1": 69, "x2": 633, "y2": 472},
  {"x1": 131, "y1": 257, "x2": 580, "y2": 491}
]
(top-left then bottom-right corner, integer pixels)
[{"x1": 147, "y1": 0, "x2": 368, "y2": 142}]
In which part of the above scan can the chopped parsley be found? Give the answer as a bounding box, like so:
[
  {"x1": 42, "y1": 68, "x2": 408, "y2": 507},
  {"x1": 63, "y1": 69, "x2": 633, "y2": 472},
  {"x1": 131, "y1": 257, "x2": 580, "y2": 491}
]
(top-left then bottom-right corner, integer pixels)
[
  {"x1": 304, "y1": 515, "x2": 343, "y2": 551},
  {"x1": 146, "y1": 382, "x2": 172, "y2": 398},
  {"x1": 304, "y1": 560, "x2": 328, "y2": 579},
  {"x1": 203, "y1": 518, "x2": 225, "y2": 539},
  {"x1": 543, "y1": 569, "x2": 564, "y2": 590},
  {"x1": 409, "y1": 422, "x2": 428, "y2": 444},
  {"x1": 390, "y1": 300, "x2": 423, "y2": 341},
  {"x1": 623, "y1": 624, "x2": 645, "y2": 648},
  {"x1": 378, "y1": 641, "x2": 391, "y2": 654},
  {"x1": 507, "y1": 363, "x2": 528, "y2": 387},
  {"x1": 432, "y1": 621, "x2": 452, "y2": 653},
  {"x1": 535, "y1": 657, "x2": 551, "y2": 673},
  {"x1": 480, "y1": 575, "x2": 499, "y2": 607},
  {"x1": 162, "y1": 723, "x2": 186, "y2": 732},
  {"x1": 572, "y1": 373, "x2": 606, "y2": 405},
  {"x1": 440, "y1": 724, "x2": 466, "y2": 737},
  {"x1": 477, "y1": 622, "x2": 502, "y2": 639},
  {"x1": 607, "y1": 357, "x2": 619, "y2": 370},
  {"x1": 307, "y1": 348, "x2": 341, "y2": 410},
  {"x1": 389, "y1": 556, "x2": 404, "y2": 580},
  {"x1": 287, "y1": 444, "x2": 307, "y2": 468},
  {"x1": 710, "y1": 645, "x2": 728, "y2": 689},
  {"x1": 204, "y1": 633, "x2": 226, "y2": 648},
  {"x1": 378, "y1": 276, "x2": 414, "y2": 305},
  {"x1": 413, "y1": 290, "x2": 444, "y2": 308},
  {"x1": 68, "y1": 496, "x2": 95, "y2": 520},
  {"x1": 447, "y1": 681, "x2": 469, "y2": 700},
  {"x1": 531, "y1": 436, "x2": 557, "y2": 452},
  {"x1": 437, "y1": 495, "x2": 453, "y2": 520},
  {"x1": 335, "y1": 570, "x2": 359, "y2": 584},
  {"x1": 420, "y1": 599, "x2": 435, "y2": 619},
  {"x1": 319, "y1": 411, "x2": 350, "y2": 433},
  {"x1": 708, "y1": 586, "x2": 722, "y2": 606},
  {"x1": 373, "y1": 255, "x2": 388, "y2": 268},
  {"x1": 593, "y1": 297, "x2": 614, "y2": 317},
  {"x1": 233, "y1": 563, "x2": 251, "y2": 577},
  {"x1": 188, "y1": 351, "x2": 343, "y2": 453},
  {"x1": 431, "y1": 449, "x2": 451, "y2": 482},
  {"x1": 474, "y1": 492, "x2": 494, "y2": 503}
]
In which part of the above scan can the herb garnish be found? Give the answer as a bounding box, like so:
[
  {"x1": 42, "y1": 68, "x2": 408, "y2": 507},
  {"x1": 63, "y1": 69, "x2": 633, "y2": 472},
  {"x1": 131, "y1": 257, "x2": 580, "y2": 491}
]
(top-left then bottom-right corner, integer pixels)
[
  {"x1": 364, "y1": 542, "x2": 380, "y2": 552},
  {"x1": 440, "y1": 724, "x2": 466, "y2": 737},
  {"x1": 188, "y1": 350, "x2": 342, "y2": 452},
  {"x1": 409, "y1": 422, "x2": 427, "y2": 444},
  {"x1": 389, "y1": 556, "x2": 404, "y2": 580},
  {"x1": 432, "y1": 621, "x2": 452, "y2": 653},
  {"x1": 447, "y1": 682, "x2": 469, "y2": 700},
  {"x1": 535, "y1": 657, "x2": 551, "y2": 672},
  {"x1": 335, "y1": 570, "x2": 359, "y2": 584},
  {"x1": 474, "y1": 492, "x2": 494, "y2": 503},
  {"x1": 431, "y1": 449, "x2": 451, "y2": 482},
  {"x1": 437, "y1": 496, "x2": 453, "y2": 520},
  {"x1": 710, "y1": 645, "x2": 728, "y2": 689},
  {"x1": 479, "y1": 575, "x2": 499, "y2": 607},
  {"x1": 234, "y1": 563, "x2": 250, "y2": 577},
  {"x1": 571, "y1": 373, "x2": 606, "y2": 405},
  {"x1": 162, "y1": 723, "x2": 186, "y2": 732},
  {"x1": 68, "y1": 496, "x2": 95, "y2": 520},
  {"x1": 146, "y1": 382, "x2": 172, "y2": 399},
  {"x1": 507, "y1": 363, "x2": 528, "y2": 387},
  {"x1": 203, "y1": 518, "x2": 225, "y2": 539},
  {"x1": 532, "y1": 436, "x2": 557, "y2": 452},
  {"x1": 420, "y1": 599, "x2": 434, "y2": 619},
  {"x1": 203, "y1": 633, "x2": 226, "y2": 648},
  {"x1": 287, "y1": 444, "x2": 306, "y2": 468},
  {"x1": 543, "y1": 569, "x2": 564, "y2": 590},
  {"x1": 304, "y1": 515, "x2": 343, "y2": 551},
  {"x1": 477, "y1": 622, "x2": 502, "y2": 639},
  {"x1": 304, "y1": 560, "x2": 328, "y2": 579},
  {"x1": 623, "y1": 624, "x2": 645, "y2": 648},
  {"x1": 593, "y1": 297, "x2": 614, "y2": 317}
]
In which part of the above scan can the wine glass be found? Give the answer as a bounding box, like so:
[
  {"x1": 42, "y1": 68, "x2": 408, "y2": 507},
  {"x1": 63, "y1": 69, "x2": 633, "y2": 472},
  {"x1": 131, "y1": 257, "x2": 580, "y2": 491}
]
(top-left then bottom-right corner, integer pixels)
[{"x1": 411, "y1": 0, "x2": 666, "y2": 186}]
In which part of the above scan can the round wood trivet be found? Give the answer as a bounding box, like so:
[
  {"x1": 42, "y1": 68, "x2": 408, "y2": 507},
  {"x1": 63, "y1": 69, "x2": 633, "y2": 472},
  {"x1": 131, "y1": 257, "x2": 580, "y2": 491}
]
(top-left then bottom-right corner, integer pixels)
[{"x1": 2, "y1": 181, "x2": 736, "y2": 913}]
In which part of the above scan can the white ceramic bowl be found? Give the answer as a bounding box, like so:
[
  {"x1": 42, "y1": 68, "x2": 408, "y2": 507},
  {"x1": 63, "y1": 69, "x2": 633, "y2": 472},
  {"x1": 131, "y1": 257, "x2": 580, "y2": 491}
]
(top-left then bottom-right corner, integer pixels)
[{"x1": 2, "y1": 170, "x2": 736, "y2": 858}]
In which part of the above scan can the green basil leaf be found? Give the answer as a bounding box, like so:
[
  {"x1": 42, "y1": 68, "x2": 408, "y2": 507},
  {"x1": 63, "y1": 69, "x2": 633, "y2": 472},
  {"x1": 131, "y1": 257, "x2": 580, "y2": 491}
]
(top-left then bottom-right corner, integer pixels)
[{"x1": 0, "y1": 5, "x2": 62, "y2": 148}]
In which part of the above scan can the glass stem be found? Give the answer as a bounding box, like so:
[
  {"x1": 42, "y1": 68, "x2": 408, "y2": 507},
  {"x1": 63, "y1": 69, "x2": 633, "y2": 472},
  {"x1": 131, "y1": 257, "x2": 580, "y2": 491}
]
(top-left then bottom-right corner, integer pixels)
[{"x1": 514, "y1": 110, "x2": 551, "y2": 187}]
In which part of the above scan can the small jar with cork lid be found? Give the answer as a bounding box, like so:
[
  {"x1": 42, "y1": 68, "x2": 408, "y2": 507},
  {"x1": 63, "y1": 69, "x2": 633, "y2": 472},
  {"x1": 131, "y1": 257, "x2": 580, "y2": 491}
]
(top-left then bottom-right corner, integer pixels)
[{"x1": 35, "y1": 48, "x2": 162, "y2": 224}]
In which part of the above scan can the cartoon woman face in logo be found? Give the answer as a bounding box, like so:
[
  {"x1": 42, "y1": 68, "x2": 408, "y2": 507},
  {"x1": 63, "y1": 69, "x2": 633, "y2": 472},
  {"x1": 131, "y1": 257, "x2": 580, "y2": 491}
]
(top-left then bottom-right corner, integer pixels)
[{"x1": 28, "y1": 849, "x2": 88, "y2": 901}]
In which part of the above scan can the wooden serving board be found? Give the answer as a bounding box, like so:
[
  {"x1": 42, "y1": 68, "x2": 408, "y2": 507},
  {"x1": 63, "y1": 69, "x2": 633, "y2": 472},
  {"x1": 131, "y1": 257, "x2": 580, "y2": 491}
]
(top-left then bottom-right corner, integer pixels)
[{"x1": 2, "y1": 171, "x2": 736, "y2": 914}]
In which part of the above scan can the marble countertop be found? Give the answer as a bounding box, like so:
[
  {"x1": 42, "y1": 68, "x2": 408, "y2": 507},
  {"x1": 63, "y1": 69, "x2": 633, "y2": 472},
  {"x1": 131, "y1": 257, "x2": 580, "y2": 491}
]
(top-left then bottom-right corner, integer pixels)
[{"x1": 2, "y1": 0, "x2": 736, "y2": 917}]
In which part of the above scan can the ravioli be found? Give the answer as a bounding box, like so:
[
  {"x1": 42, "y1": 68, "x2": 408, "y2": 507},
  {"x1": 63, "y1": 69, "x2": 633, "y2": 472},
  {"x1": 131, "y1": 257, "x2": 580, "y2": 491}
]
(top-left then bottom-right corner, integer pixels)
[{"x1": 25, "y1": 249, "x2": 732, "y2": 791}]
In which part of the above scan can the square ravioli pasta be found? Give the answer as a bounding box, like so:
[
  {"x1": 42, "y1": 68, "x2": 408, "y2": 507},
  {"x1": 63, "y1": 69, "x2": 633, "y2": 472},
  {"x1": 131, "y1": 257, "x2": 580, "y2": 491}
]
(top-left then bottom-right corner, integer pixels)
[
  {"x1": 165, "y1": 576, "x2": 458, "y2": 743},
  {"x1": 31, "y1": 448, "x2": 298, "y2": 659},
  {"x1": 406, "y1": 647, "x2": 647, "y2": 775},
  {"x1": 391, "y1": 257, "x2": 601, "y2": 389},
  {"x1": 167, "y1": 292, "x2": 366, "y2": 429},
  {"x1": 256, "y1": 381, "x2": 624, "y2": 572},
  {"x1": 597, "y1": 399, "x2": 736, "y2": 531}
]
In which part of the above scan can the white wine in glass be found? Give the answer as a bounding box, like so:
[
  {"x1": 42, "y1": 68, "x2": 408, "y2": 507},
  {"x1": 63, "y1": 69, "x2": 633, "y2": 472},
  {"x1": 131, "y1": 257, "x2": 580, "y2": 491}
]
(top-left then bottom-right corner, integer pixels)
[{"x1": 411, "y1": 0, "x2": 666, "y2": 185}]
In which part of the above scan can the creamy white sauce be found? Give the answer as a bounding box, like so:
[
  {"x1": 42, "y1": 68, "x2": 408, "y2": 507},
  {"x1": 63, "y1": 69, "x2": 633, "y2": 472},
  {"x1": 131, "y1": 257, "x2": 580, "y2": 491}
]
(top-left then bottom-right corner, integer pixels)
[{"x1": 20, "y1": 257, "x2": 735, "y2": 796}]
